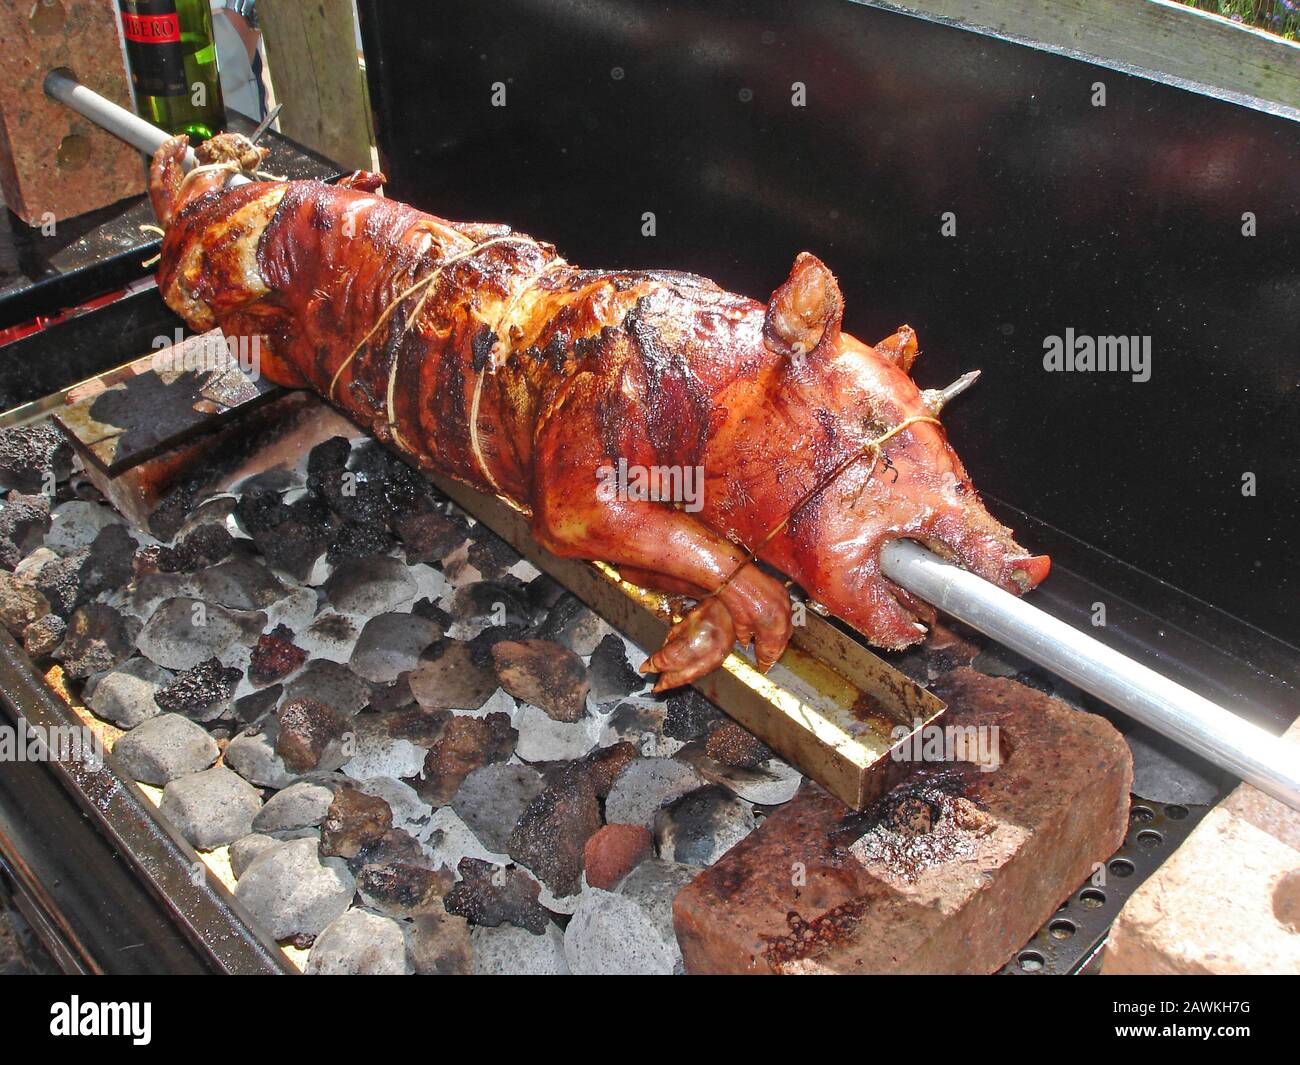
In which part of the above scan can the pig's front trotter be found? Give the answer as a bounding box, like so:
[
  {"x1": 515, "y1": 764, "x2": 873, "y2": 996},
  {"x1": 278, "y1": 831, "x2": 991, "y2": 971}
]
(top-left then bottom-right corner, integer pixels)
[
  {"x1": 715, "y1": 565, "x2": 792, "y2": 672},
  {"x1": 640, "y1": 597, "x2": 736, "y2": 692},
  {"x1": 529, "y1": 399, "x2": 793, "y2": 690},
  {"x1": 534, "y1": 504, "x2": 792, "y2": 691},
  {"x1": 638, "y1": 563, "x2": 793, "y2": 691}
]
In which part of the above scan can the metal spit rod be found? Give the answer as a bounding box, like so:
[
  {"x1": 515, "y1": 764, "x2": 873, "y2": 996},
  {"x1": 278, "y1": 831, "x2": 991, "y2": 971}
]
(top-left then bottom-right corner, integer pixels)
[
  {"x1": 45, "y1": 69, "x2": 194, "y2": 166},
  {"x1": 882, "y1": 541, "x2": 1299, "y2": 810},
  {"x1": 44, "y1": 73, "x2": 1300, "y2": 812}
]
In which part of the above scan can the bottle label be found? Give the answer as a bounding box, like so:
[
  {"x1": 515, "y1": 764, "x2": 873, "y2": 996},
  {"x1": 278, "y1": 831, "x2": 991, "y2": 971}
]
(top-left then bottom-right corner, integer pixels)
[{"x1": 119, "y1": 1, "x2": 187, "y2": 98}]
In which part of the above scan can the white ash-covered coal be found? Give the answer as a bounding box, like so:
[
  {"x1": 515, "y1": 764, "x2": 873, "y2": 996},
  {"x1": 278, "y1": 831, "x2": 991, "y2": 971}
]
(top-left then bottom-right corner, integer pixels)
[{"x1": 0, "y1": 420, "x2": 807, "y2": 975}]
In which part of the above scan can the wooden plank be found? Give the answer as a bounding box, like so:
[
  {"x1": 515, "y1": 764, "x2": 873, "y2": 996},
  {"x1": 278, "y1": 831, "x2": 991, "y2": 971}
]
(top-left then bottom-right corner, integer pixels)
[
  {"x1": 258, "y1": 0, "x2": 376, "y2": 172},
  {"x1": 879, "y1": 0, "x2": 1300, "y2": 114}
]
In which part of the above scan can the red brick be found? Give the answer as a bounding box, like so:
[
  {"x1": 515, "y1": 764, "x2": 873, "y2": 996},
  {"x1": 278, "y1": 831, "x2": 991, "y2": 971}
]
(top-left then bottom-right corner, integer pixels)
[
  {"x1": 584, "y1": 823, "x2": 653, "y2": 890},
  {"x1": 1103, "y1": 716, "x2": 1300, "y2": 975},
  {"x1": 672, "y1": 668, "x2": 1132, "y2": 974}
]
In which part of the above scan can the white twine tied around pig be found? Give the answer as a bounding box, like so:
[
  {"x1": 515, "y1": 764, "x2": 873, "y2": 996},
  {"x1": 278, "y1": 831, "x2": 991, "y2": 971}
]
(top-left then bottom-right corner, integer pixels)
[
  {"x1": 705, "y1": 412, "x2": 943, "y2": 600},
  {"x1": 327, "y1": 230, "x2": 565, "y2": 497},
  {"x1": 137, "y1": 142, "x2": 285, "y2": 268},
  {"x1": 706, "y1": 366, "x2": 983, "y2": 598},
  {"x1": 138, "y1": 223, "x2": 166, "y2": 267}
]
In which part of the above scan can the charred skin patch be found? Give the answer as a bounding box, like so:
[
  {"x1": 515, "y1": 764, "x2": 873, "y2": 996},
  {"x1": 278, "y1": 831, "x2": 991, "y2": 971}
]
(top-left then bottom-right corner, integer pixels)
[
  {"x1": 623, "y1": 297, "x2": 709, "y2": 463},
  {"x1": 308, "y1": 199, "x2": 333, "y2": 231},
  {"x1": 542, "y1": 331, "x2": 569, "y2": 374},
  {"x1": 431, "y1": 340, "x2": 471, "y2": 469},
  {"x1": 471, "y1": 326, "x2": 497, "y2": 373}
]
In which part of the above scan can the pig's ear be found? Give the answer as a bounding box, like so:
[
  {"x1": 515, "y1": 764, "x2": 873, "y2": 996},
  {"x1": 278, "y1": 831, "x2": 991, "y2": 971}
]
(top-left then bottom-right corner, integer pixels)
[
  {"x1": 763, "y1": 252, "x2": 843, "y2": 361},
  {"x1": 873, "y1": 325, "x2": 919, "y2": 374}
]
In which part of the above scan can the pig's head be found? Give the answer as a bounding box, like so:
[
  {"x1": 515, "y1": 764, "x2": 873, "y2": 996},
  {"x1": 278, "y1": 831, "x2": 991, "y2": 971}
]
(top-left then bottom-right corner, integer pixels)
[{"x1": 741, "y1": 253, "x2": 1049, "y2": 649}]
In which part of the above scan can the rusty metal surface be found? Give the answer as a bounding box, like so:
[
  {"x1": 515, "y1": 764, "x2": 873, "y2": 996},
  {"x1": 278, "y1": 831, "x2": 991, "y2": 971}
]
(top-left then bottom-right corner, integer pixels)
[
  {"x1": 52, "y1": 331, "x2": 281, "y2": 475},
  {"x1": 0, "y1": 629, "x2": 295, "y2": 975}
]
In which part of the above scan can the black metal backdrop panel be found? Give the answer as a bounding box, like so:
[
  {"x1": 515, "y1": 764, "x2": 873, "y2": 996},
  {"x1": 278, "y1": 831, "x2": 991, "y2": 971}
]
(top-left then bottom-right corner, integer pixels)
[{"x1": 357, "y1": 0, "x2": 1300, "y2": 648}]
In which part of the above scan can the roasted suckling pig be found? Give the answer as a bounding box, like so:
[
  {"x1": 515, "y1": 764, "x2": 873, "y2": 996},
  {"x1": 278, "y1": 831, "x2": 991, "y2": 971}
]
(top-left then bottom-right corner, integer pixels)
[{"x1": 149, "y1": 133, "x2": 1049, "y2": 690}]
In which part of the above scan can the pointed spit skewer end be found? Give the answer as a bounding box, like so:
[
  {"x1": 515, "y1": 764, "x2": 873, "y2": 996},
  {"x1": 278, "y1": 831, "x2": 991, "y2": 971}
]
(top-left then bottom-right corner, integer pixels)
[{"x1": 921, "y1": 369, "x2": 981, "y2": 417}]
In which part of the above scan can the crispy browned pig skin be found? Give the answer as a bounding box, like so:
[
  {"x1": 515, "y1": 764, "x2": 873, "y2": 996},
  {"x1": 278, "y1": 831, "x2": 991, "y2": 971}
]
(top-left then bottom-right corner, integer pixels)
[{"x1": 150, "y1": 134, "x2": 1049, "y2": 691}]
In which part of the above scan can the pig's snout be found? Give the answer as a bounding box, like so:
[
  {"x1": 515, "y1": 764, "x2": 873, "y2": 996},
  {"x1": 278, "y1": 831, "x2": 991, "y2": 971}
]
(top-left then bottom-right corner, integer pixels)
[
  {"x1": 916, "y1": 504, "x2": 1052, "y2": 598},
  {"x1": 832, "y1": 517, "x2": 1049, "y2": 651}
]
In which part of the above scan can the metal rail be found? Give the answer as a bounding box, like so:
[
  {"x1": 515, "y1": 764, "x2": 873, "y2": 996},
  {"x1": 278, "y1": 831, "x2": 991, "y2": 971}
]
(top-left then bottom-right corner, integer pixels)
[
  {"x1": 45, "y1": 73, "x2": 1300, "y2": 812},
  {"x1": 0, "y1": 631, "x2": 294, "y2": 974}
]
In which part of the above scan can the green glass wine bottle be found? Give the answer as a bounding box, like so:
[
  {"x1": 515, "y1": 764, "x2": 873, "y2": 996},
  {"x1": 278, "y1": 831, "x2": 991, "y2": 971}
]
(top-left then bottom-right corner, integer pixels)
[{"x1": 118, "y1": 0, "x2": 226, "y2": 140}]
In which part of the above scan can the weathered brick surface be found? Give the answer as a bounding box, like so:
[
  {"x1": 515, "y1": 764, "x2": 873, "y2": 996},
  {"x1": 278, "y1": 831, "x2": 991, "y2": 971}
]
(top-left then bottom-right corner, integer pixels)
[
  {"x1": 0, "y1": 1, "x2": 144, "y2": 226},
  {"x1": 673, "y1": 668, "x2": 1132, "y2": 974},
  {"x1": 1103, "y1": 716, "x2": 1300, "y2": 975}
]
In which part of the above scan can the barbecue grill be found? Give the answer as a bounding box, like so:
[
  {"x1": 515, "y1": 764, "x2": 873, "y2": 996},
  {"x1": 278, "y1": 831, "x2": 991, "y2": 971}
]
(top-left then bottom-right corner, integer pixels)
[{"x1": 0, "y1": 0, "x2": 1295, "y2": 977}]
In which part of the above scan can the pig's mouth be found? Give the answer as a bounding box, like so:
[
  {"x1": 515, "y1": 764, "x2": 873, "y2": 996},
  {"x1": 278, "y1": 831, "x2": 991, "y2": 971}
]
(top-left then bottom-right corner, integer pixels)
[
  {"x1": 850, "y1": 519, "x2": 1050, "y2": 650},
  {"x1": 920, "y1": 486, "x2": 1049, "y2": 588}
]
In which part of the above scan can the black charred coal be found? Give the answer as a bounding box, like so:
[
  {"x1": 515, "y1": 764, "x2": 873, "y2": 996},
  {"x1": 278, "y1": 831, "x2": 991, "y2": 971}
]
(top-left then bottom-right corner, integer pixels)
[
  {"x1": 663, "y1": 688, "x2": 726, "y2": 742},
  {"x1": 154, "y1": 657, "x2": 243, "y2": 721},
  {"x1": 524, "y1": 572, "x2": 566, "y2": 612},
  {"x1": 349, "y1": 439, "x2": 441, "y2": 524},
  {"x1": 306, "y1": 436, "x2": 352, "y2": 487},
  {"x1": 442, "y1": 857, "x2": 550, "y2": 933},
  {"x1": 151, "y1": 523, "x2": 234, "y2": 573},
  {"x1": 411, "y1": 597, "x2": 452, "y2": 630},
  {"x1": 0, "y1": 493, "x2": 51, "y2": 569},
  {"x1": 309, "y1": 437, "x2": 383, "y2": 526},
  {"x1": 258, "y1": 521, "x2": 330, "y2": 581},
  {"x1": 81, "y1": 524, "x2": 136, "y2": 593},
  {"x1": 232, "y1": 487, "x2": 283, "y2": 536},
  {"x1": 466, "y1": 531, "x2": 520, "y2": 580},
  {"x1": 38, "y1": 553, "x2": 99, "y2": 618},
  {"x1": 536, "y1": 591, "x2": 583, "y2": 640},
  {"x1": 326, "y1": 519, "x2": 394, "y2": 564},
  {"x1": 37, "y1": 525, "x2": 136, "y2": 617},
  {"x1": 0, "y1": 423, "x2": 72, "y2": 495},
  {"x1": 149, "y1": 479, "x2": 203, "y2": 542},
  {"x1": 588, "y1": 631, "x2": 643, "y2": 703},
  {"x1": 234, "y1": 488, "x2": 337, "y2": 579},
  {"x1": 394, "y1": 508, "x2": 467, "y2": 565}
]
